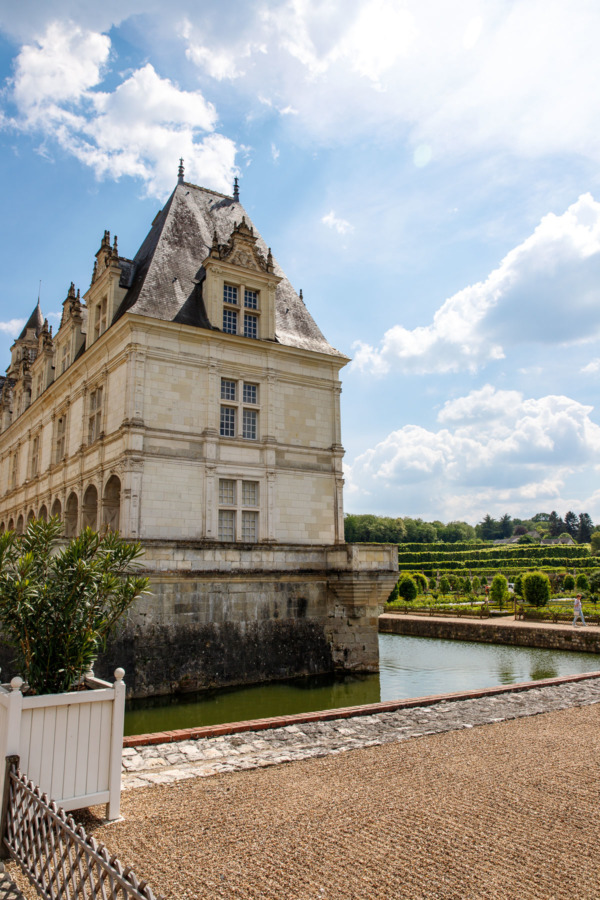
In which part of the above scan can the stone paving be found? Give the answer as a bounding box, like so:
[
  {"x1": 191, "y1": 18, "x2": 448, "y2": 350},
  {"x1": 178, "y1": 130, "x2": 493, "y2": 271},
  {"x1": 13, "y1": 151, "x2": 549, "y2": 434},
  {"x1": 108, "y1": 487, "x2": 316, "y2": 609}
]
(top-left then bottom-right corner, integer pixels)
[{"x1": 121, "y1": 674, "x2": 600, "y2": 790}]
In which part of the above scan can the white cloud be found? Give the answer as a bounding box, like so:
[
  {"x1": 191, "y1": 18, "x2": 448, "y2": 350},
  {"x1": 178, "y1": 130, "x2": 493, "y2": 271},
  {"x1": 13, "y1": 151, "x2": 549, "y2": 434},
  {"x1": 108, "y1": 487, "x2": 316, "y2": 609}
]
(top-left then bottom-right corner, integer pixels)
[
  {"x1": 0, "y1": 319, "x2": 26, "y2": 336},
  {"x1": 345, "y1": 385, "x2": 600, "y2": 521},
  {"x1": 4, "y1": 21, "x2": 237, "y2": 197},
  {"x1": 322, "y1": 210, "x2": 353, "y2": 235},
  {"x1": 352, "y1": 193, "x2": 600, "y2": 375},
  {"x1": 271, "y1": 143, "x2": 280, "y2": 162},
  {"x1": 581, "y1": 359, "x2": 600, "y2": 374}
]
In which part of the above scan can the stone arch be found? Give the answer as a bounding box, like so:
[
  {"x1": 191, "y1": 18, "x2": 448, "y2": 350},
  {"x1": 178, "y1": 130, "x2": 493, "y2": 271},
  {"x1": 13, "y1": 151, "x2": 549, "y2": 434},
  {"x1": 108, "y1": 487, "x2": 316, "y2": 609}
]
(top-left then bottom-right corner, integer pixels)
[
  {"x1": 0, "y1": 522, "x2": 5, "y2": 534},
  {"x1": 27, "y1": 509, "x2": 35, "y2": 524},
  {"x1": 16, "y1": 514, "x2": 24, "y2": 534},
  {"x1": 82, "y1": 484, "x2": 98, "y2": 531},
  {"x1": 51, "y1": 498, "x2": 62, "y2": 521},
  {"x1": 8, "y1": 518, "x2": 14, "y2": 532},
  {"x1": 65, "y1": 492, "x2": 78, "y2": 537},
  {"x1": 102, "y1": 475, "x2": 121, "y2": 532},
  {"x1": 38, "y1": 504, "x2": 48, "y2": 522}
]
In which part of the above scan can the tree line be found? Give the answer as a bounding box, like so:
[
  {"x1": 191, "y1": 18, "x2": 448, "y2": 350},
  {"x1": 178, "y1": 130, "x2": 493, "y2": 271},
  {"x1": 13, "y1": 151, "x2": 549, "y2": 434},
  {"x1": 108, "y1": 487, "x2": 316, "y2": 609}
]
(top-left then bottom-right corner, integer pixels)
[{"x1": 344, "y1": 510, "x2": 596, "y2": 545}]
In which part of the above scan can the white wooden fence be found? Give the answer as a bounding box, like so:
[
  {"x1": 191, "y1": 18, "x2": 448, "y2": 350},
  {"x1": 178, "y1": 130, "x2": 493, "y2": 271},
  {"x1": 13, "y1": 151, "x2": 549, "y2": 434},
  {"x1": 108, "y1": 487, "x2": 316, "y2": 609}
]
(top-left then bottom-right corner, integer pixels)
[{"x1": 0, "y1": 670, "x2": 125, "y2": 820}]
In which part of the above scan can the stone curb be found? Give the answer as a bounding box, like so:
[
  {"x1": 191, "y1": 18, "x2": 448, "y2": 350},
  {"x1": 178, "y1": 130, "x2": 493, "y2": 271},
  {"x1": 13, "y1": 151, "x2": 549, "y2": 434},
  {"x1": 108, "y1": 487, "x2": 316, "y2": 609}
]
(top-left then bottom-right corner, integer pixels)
[{"x1": 123, "y1": 669, "x2": 600, "y2": 748}]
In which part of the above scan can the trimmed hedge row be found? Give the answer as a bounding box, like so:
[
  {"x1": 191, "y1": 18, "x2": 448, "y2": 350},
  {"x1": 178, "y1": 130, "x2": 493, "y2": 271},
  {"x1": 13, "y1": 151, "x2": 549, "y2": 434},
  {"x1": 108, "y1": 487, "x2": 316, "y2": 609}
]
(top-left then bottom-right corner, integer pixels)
[
  {"x1": 398, "y1": 545, "x2": 590, "y2": 563},
  {"x1": 398, "y1": 557, "x2": 596, "y2": 573}
]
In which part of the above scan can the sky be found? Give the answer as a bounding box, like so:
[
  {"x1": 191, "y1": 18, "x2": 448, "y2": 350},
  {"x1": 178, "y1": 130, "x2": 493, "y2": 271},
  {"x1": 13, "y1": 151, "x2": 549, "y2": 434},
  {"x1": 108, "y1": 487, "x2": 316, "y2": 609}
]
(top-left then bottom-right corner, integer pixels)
[{"x1": 1, "y1": 1, "x2": 600, "y2": 526}]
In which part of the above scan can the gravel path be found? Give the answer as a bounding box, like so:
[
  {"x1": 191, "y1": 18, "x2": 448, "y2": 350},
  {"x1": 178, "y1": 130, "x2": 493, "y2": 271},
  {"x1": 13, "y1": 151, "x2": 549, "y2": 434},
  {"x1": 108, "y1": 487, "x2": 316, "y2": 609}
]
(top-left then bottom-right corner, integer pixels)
[{"x1": 10, "y1": 690, "x2": 600, "y2": 899}]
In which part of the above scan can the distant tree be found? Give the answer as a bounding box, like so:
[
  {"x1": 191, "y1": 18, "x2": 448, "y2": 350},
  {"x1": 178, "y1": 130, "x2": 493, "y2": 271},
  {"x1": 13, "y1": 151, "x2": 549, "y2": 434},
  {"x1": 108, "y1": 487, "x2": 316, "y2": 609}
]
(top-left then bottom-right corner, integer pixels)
[
  {"x1": 462, "y1": 576, "x2": 472, "y2": 594},
  {"x1": 590, "y1": 531, "x2": 600, "y2": 555},
  {"x1": 531, "y1": 513, "x2": 550, "y2": 523},
  {"x1": 522, "y1": 572, "x2": 550, "y2": 607},
  {"x1": 576, "y1": 573, "x2": 590, "y2": 593},
  {"x1": 344, "y1": 515, "x2": 407, "y2": 544},
  {"x1": 490, "y1": 574, "x2": 508, "y2": 606},
  {"x1": 514, "y1": 525, "x2": 527, "y2": 536},
  {"x1": 563, "y1": 574, "x2": 575, "y2": 591},
  {"x1": 499, "y1": 514, "x2": 513, "y2": 538},
  {"x1": 513, "y1": 573, "x2": 523, "y2": 597},
  {"x1": 402, "y1": 518, "x2": 438, "y2": 543},
  {"x1": 548, "y1": 511, "x2": 565, "y2": 537},
  {"x1": 397, "y1": 575, "x2": 418, "y2": 602},
  {"x1": 577, "y1": 513, "x2": 594, "y2": 544},
  {"x1": 439, "y1": 521, "x2": 476, "y2": 543},
  {"x1": 564, "y1": 511, "x2": 579, "y2": 538},
  {"x1": 439, "y1": 575, "x2": 451, "y2": 596},
  {"x1": 476, "y1": 514, "x2": 499, "y2": 541}
]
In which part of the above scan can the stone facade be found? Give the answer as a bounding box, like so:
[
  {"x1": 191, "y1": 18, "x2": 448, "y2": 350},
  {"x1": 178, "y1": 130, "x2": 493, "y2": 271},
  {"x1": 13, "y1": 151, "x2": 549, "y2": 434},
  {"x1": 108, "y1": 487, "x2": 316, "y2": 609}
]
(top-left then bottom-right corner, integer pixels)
[{"x1": 0, "y1": 172, "x2": 397, "y2": 694}]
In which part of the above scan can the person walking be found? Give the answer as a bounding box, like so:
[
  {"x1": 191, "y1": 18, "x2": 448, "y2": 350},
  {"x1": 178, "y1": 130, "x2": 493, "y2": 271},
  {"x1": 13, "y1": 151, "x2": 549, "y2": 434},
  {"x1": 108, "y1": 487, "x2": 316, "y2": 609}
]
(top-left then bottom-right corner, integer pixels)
[{"x1": 573, "y1": 593, "x2": 587, "y2": 627}]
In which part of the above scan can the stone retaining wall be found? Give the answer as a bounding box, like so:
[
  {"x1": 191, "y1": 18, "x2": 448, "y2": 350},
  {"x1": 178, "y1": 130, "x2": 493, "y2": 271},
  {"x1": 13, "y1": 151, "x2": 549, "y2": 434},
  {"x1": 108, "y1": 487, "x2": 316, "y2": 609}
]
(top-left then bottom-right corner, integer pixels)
[{"x1": 379, "y1": 613, "x2": 600, "y2": 652}]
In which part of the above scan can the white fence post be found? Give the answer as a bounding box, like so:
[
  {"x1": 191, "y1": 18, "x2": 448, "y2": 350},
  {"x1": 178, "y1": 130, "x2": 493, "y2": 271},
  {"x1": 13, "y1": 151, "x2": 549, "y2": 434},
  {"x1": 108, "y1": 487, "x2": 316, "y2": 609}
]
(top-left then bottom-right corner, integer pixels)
[
  {"x1": 107, "y1": 668, "x2": 125, "y2": 821},
  {"x1": 0, "y1": 678, "x2": 23, "y2": 803}
]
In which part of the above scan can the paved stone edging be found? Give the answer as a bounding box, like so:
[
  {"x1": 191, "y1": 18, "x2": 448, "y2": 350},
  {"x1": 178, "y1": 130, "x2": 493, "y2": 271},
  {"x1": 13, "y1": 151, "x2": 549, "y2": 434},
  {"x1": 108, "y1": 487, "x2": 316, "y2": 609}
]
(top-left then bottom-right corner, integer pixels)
[
  {"x1": 380, "y1": 612, "x2": 600, "y2": 652},
  {"x1": 123, "y1": 668, "x2": 600, "y2": 748},
  {"x1": 121, "y1": 672, "x2": 600, "y2": 790}
]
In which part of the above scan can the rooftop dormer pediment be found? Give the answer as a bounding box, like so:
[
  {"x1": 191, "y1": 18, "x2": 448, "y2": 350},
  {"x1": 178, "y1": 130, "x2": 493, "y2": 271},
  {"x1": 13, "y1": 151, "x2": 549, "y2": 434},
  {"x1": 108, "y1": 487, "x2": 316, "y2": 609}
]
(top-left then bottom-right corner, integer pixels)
[{"x1": 209, "y1": 218, "x2": 275, "y2": 275}]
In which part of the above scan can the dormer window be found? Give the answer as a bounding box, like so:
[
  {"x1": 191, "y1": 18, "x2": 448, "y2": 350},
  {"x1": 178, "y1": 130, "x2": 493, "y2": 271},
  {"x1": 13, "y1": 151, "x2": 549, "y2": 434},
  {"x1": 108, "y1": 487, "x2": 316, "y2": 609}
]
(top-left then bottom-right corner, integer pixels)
[
  {"x1": 222, "y1": 283, "x2": 260, "y2": 338},
  {"x1": 94, "y1": 297, "x2": 108, "y2": 341}
]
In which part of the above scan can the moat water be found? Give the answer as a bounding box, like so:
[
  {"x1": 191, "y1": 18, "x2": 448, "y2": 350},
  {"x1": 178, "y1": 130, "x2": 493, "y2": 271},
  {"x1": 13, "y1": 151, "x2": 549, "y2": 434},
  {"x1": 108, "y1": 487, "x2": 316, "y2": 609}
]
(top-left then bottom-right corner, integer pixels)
[{"x1": 123, "y1": 633, "x2": 600, "y2": 736}]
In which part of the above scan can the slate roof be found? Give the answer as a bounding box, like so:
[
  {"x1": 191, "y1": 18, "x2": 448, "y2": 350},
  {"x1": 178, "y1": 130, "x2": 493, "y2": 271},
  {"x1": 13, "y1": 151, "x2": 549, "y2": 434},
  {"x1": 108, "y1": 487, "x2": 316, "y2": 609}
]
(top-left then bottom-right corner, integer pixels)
[
  {"x1": 114, "y1": 181, "x2": 345, "y2": 358},
  {"x1": 18, "y1": 302, "x2": 44, "y2": 340}
]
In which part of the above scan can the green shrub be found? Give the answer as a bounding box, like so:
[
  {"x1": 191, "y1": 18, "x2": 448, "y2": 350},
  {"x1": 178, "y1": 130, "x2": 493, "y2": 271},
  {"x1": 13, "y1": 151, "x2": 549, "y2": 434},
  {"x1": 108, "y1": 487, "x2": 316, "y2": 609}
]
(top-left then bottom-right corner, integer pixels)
[
  {"x1": 563, "y1": 574, "x2": 575, "y2": 590},
  {"x1": 439, "y1": 575, "x2": 451, "y2": 596},
  {"x1": 428, "y1": 577, "x2": 436, "y2": 590},
  {"x1": 472, "y1": 575, "x2": 481, "y2": 594},
  {"x1": 398, "y1": 575, "x2": 418, "y2": 602},
  {"x1": 387, "y1": 580, "x2": 400, "y2": 603},
  {"x1": 576, "y1": 573, "x2": 590, "y2": 592},
  {"x1": 522, "y1": 571, "x2": 551, "y2": 608},
  {"x1": 490, "y1": 573, "x2": 508, "y2": 607},
  {"x1": 0, "y1": 518, "x2": 149, "y2": 695}
]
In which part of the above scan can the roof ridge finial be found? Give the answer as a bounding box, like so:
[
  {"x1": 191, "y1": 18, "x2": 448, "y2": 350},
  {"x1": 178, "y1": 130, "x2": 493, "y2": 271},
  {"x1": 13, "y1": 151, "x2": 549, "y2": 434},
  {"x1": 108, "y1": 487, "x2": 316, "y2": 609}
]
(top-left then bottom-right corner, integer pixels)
[
  {"x1": 113, "y1": 235, "x2": 118, "y2": 256},
  {"x1": 299, "y1": 288, "x2": 303, "y2": 301},
  {"x1": 178, "y1": 158, "x2": 185, "y2": 184},
  {"x1": 233, "y1": 176, "x2": 239, "y2": 201}
]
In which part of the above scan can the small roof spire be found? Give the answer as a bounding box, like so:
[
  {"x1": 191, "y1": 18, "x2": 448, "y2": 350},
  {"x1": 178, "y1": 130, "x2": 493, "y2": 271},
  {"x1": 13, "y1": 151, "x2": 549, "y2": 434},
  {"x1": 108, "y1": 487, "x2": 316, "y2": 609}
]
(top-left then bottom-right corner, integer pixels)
[
  {"x1": 233, "y1": 176, "x2": 239, "y2": 201},
  {"x1": 178, "y1": 158, "x2": 185, "y2": 183}
]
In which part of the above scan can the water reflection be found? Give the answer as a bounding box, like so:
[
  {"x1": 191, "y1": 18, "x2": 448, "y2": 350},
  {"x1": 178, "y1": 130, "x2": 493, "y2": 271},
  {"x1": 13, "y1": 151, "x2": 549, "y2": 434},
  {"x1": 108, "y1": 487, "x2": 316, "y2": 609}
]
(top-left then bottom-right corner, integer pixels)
[{"x1": 124, "y1": 634, "x2": 600, "y2": 736}]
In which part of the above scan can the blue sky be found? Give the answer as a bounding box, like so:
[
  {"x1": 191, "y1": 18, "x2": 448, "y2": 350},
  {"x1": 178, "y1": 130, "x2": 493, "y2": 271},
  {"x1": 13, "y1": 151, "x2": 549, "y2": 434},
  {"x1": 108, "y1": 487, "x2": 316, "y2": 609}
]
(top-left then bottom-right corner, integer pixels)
[{"x1": 1, "y1": 1, "x2": 600, "y2": 525}]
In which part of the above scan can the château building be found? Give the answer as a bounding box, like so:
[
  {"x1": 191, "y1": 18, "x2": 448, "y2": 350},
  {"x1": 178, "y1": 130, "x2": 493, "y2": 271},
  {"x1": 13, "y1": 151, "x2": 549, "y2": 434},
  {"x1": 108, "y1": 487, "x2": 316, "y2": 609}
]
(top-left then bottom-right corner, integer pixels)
[{"x1": 0, "y1": 166, "x2": 396, "y2": 696}]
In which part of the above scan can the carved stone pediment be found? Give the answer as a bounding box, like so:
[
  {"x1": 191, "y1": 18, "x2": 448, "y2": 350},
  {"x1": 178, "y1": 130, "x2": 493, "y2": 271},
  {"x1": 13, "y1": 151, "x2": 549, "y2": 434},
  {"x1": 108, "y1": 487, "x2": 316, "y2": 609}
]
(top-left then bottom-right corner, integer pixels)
[{"x1": 210, "y1": 218, "x2": 274, "y2": 274}]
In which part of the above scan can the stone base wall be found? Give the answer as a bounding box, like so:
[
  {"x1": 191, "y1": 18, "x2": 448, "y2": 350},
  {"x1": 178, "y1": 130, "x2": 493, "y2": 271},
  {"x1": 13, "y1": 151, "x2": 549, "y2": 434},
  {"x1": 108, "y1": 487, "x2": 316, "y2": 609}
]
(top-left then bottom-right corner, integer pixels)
[
  {"x1": 0, "y1": 542, "x2": 397, "y2": 698},
  {"x1": 379, "y1": 614, "x2": 600, "y2": 653}
]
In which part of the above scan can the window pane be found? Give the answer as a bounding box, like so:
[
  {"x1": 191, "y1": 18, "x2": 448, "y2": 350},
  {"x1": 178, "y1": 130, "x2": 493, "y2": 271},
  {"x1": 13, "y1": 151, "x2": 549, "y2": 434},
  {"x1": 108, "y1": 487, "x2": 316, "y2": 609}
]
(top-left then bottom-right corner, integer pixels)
[
  {"x1": 241, "y1": 510, "x2": 258, "y2": 541},
  {"x1": 223, "y1": 309, "x2": 238, "y2": 334},
  {"x1": 242, "y1": 383, "x2": 257, "y2": 404},
  {"x1": 221, "y1": 379, "x2": 236, "y2": 401},
  {"x1": 242, "y1": 481, "x2": 258, "y2": 507},
  {"x1": 223, "y1": 284, "x2": 238, "y2": 305},
  {"x1": 219, "y1": 479, "x2": 236, "y2": 505},
  {"x1": 218, "y1": 509, "x2": 236, "y2": 541},
  {"x1": 220, "y1": 406, "x2": 236, "y2": 437},
  {"x1": 244, "y1": 314, "x2": 258, "y2": 339},
  {"x1": 244, "y1": 289, "x2": 258, "y2": 309},
  {"x1": 242, "y1": 409, "x2": 257, "y2": 440}
]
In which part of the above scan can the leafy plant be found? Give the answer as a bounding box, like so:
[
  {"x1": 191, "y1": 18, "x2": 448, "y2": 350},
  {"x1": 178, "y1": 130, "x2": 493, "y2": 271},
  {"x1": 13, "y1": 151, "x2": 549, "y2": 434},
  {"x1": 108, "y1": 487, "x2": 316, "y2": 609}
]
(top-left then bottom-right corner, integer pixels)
[
  {"x1": 563, "y1": 574, "x2": 575, "y2": 591},
  {"x1": 576, "y1": 573, "x2": 590, "y2": 592},
  {"x1": 438, "y1": 575, "x2": 451, "y2": 596},
  {"x1": 522, "y1": 571, "x2": 551, "y2": 608},
  {"x1": 0, "y1": 518, "x2": 149, "y2": 695},
  {"x1": 490, "y1": 573, "x2": 508, "y2": 606},
  {"x1": 398, "y1": 574, "x2": 418, "y2": 602}
]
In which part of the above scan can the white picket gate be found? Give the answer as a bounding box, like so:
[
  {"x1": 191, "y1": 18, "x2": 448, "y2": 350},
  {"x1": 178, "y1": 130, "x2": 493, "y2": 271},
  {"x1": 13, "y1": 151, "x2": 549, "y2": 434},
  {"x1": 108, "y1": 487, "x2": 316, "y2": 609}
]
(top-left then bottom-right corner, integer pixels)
[{"x1": 0, "y1": 670, "x2": 125, "y2": 820}]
